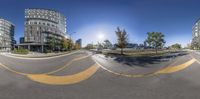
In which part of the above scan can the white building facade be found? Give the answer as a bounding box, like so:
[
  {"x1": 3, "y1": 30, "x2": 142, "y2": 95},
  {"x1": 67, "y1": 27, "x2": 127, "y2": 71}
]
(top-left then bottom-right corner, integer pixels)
[{"x1": 0, "y1": 18, "x2": 15, "y2": 51}]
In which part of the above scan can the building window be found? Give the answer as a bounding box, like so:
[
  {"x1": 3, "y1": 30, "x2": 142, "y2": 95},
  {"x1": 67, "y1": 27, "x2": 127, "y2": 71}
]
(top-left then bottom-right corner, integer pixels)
[
  {"x1": 37, "y1": 32, "x2": 39, "y2": 36},
  {"x1": 195, "y1": 32, "x2": 198, "y2": 37},
  {"x1": 30, "y1": 31, "x2": 32, "y2": 37}
]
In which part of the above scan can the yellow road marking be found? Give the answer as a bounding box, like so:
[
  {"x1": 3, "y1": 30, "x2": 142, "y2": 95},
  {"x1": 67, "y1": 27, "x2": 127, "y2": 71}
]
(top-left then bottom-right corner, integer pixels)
[
  {"x1": 1, "y1": 51, "x2": 80, "y2": 60},
  {"x1": 0, "y1": 53, "x2": 198, "y2": 86},
  {"x1": 0, "y1": 55, "x2": 99, "y2": 85},
  {"x1": 46, "y1": 55, "x2": 90, "y2": 74},
  {"x1": 27, "y1": 64, "x2": 99, "y2": 85},
  {"x1": 154, "y1": 58, "x2": 196, "y2": 74},
  {"x1": 0, "y1": 63, "x2": 27, "y2": 76},
  {"x1": 0, "y1": 55, "x2": 90, "y2": 75},
  {"x1": 94, "y1": 58, "x2": 196, "y2": 78}
]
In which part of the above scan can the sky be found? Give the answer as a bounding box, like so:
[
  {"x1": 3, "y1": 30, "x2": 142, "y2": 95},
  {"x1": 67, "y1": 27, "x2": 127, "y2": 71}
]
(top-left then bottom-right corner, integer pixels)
[{"x1": 0, "y1": 0, "x2": 200, "y2": 47}]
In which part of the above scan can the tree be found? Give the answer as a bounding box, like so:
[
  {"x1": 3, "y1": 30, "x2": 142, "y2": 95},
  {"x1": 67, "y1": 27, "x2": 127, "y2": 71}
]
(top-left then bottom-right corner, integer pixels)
[
  {"x1": 170, "y1": 43, "x2": 182, "y2": 50},
  {"x1": 97, "y1": 42, "x2": 104, "y2": 51},
  {"x1": 67, "y1": 39, "x2": 74, "y2": 51},
  {"x1": 75, "y1": 43, "x2": 81, "y2": 50},
  {"x1": 103, "y1": 39, "x2": 112, "y2": 49},
  {"x1": 85, "y1": 44, "x2": 94, "y2": 49},
  {"x1": 115, "y1": 27, "x2": 128, "y2": 55},
  {"x1": 145, "y1": 32, "x2": 165, "y2": 54},
  {"x1": 191, "y1": 37, "x2": 200, "y2": 50},
  {"x1": 47, "y1": 36, "x2": 57, "y2": 51},
  {"x1": 61, "y1": 38, "x2": 69, "y2": 51}
]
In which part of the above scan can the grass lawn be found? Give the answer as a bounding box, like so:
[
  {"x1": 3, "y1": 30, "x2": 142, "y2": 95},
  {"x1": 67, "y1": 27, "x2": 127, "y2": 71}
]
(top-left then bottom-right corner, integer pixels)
[{"x1": 102, "y1": 49, "x2": 181, "y2": 57}]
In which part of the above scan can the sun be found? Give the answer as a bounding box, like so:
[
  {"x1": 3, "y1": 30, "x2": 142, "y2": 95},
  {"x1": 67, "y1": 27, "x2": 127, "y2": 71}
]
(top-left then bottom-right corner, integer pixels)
[{"x1": 97, "y1": 33, "x2": 105, "y2": 40}]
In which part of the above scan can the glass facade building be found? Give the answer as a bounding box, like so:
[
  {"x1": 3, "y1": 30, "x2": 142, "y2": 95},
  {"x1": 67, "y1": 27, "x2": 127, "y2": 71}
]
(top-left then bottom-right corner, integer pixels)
[
  {"x1": 20, "y1": 8, "x2": 67, "y2": 52},
  {"x1": 0, "y1": 18, "x2": 15, "y2": 51}
]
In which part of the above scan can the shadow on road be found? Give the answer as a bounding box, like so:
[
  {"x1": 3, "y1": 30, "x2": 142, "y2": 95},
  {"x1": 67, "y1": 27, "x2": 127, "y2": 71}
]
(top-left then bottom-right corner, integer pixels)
[{"x1": 105, "y1": 51, "x2": 188, "y2": 67}]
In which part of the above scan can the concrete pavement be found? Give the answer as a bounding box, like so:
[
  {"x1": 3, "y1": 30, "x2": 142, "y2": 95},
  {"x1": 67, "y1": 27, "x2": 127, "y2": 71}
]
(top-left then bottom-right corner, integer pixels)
[{"x1": 0, "y1": 50, "x2": 200, "y2": 99}]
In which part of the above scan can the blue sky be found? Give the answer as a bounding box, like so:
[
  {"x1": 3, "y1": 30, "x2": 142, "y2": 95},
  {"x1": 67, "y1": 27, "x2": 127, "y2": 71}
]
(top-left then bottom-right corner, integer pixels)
[{"x1": 0, "y1": 0, "x2": 200, "y2": 47}]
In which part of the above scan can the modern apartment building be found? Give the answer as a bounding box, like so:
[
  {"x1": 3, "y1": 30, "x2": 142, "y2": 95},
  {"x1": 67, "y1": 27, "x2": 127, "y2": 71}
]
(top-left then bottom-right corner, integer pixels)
[
  {"x1": 0, "y1": 18, "x2": 15, "y2": 51},
  {"x1": 18, "y1": 8, "x2": 67, "y2": 52},
  {"x1": 192, "y1": 19, "x2": 200, "y2": 49},
  {"x1": 192, "y1": 19, "x2": 200, "y2": 38}
]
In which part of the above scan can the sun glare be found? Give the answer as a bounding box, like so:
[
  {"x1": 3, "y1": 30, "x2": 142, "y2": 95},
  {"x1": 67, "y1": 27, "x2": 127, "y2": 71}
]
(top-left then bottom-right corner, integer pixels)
[{"x1": 97, "y1": 33, "x2": 105, "y2": 40}]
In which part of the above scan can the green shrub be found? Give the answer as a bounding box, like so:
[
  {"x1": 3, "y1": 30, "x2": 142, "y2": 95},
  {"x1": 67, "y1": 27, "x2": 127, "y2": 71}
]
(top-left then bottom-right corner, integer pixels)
[
  {"x1": 43, "y1": 49, "x2": 52, "y2": 53},
  {"x1": 12, "y1": 48, "x2": 29, "y2": 55}
]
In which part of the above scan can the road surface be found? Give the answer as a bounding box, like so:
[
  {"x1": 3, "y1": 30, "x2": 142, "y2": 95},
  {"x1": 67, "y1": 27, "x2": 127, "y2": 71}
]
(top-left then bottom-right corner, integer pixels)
[{"x1": 0, "y1": 50, "x2": 200, "y2": 99}]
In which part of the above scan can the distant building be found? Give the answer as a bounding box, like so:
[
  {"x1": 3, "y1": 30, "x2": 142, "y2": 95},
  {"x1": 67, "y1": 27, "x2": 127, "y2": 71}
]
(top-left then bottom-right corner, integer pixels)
[
  {"x1": 13, "y1": 40, "x2": 17, "y2": 45},
  {"x1": 75, "y1": 39, "x2": 82, "y2": 48},
  {"x1": 0, "y1": 18, "x2": 15, "y2": 51},
  {"x1": 17, "y1": 8, "x2": 67, "y2": 52},
  {"x1": 19, "y1": 37, "x2": 24, "y2": 44}
]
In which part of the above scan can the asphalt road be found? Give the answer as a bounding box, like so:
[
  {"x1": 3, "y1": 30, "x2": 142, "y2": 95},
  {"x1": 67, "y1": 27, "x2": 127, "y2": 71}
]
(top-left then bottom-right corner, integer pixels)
[{"x1": 0, "y1": 50, "x2": 200, "y2": 99}]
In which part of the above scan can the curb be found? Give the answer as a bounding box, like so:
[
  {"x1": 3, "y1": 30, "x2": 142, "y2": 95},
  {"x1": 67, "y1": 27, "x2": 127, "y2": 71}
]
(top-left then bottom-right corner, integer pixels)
[
  {"x1": 2, "y1": 50, "x2": 79, "y2": 59},
  {"x1": 9, "y1": 52, "x2": 70, "y2": 58}
]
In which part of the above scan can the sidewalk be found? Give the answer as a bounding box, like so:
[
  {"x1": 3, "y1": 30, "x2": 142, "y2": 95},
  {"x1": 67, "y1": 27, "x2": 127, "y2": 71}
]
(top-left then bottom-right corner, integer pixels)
[
  {"x1": 1, "y1": 51, "x2": 78, "y2": 58},
  {"x1": 186, "y1": 49, "x2": 200, "y2": 55},
  {"x1": 93, "y1": 51, "x2": 189, "y2": 75}
]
